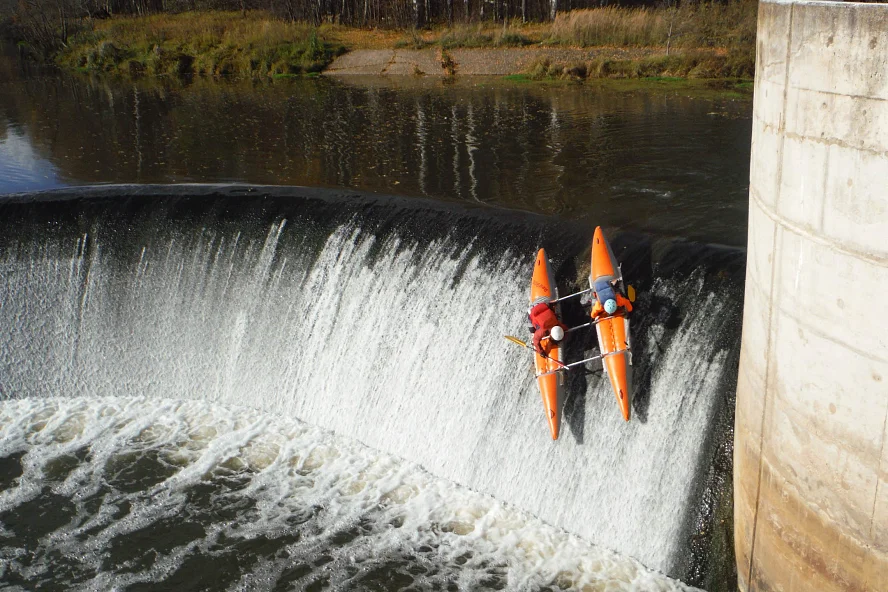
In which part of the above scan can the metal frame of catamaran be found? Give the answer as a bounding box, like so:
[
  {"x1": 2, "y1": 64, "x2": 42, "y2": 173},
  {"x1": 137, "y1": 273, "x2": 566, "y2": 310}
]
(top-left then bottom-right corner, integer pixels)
[{"x1": 532, "y1": 265, "x2": 633, "y2": 379}]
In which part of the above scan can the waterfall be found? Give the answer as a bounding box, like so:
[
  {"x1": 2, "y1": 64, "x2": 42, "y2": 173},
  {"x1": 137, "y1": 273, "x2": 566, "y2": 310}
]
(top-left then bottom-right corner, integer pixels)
[{"x1": 0, "y1": 185, "x2": 742, "y2": 580}]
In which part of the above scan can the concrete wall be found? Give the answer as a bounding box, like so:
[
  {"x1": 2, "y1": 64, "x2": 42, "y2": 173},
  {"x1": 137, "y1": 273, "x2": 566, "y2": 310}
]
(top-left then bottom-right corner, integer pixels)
[{"x1": 735, "y1": 0, "x2": 888, "y2": 590}]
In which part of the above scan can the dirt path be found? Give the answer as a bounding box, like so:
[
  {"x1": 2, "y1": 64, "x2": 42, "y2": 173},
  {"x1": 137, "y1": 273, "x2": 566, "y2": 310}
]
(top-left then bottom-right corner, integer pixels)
[{"x1": 325, "y1": 47, "x2": 662, "y2": 76}]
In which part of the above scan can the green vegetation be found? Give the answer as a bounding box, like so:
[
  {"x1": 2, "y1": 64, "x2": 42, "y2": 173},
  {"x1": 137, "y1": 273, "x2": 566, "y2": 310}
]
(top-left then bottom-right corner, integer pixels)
[
  {"x1": 501, "y1": 74, "x2": 533, "y2": 82},
  {"x1": 57, "y1": 12, "x2": 346, "y2": 78}
]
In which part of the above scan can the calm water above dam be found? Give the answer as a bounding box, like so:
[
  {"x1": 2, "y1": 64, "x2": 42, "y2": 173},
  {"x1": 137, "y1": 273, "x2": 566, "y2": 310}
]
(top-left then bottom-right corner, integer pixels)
[{"x1": 0, "y1": 45, "x2": 752, "y2": 245}]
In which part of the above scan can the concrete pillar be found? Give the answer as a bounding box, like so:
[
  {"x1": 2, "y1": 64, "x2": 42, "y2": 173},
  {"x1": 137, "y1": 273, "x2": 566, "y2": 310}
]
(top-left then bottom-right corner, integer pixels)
[{"x1": 735, "y1": 1, "x2": 888, "y2": 590}]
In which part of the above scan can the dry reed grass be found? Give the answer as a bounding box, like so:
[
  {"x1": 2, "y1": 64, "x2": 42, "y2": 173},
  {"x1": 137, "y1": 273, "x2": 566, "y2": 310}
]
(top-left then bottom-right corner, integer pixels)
[
  {"x1": 551, "y1": 1, "x2": 757, "y2": 51},
  {"x1": 325, "y1": 25, "x2": 406, "y2": 49},
  {"x1": 391, "y1": 21, "x2": 545, "y2": 49},
  {"x1": 437, "y1": 23, "x2": 533, "y2": 48},
  {"x1": 552, "y1": 7, "x2": 668, "y2": 48}
]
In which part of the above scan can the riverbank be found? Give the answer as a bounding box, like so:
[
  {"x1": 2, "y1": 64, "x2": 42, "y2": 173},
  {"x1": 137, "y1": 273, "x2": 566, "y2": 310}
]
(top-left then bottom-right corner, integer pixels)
[
  {"x1": 50, "y1": 4, "x2": 755, "y2": 81},
  {"x1": 326, "y1": 46, "x2": 752, "y2": 80}
]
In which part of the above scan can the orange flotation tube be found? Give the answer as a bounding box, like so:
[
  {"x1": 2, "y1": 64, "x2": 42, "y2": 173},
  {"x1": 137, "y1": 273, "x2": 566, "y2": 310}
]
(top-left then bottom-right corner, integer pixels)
[
  {"x1": 530, "y1": 248, "x2": 564, "y2": 440},
  {"x1": 590, "y1": 227, "x2": 633, "y2": 421}
]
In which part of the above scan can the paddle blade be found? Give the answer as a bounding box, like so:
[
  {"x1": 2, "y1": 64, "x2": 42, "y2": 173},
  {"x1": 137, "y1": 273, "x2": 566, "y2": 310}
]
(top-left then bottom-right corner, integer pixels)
[
  {"x1": 504, "y1": 335, "x2": 528, "y2": 348},
  {"x1": 627, "y1": 284, "x2": 636, "y2": 303}
]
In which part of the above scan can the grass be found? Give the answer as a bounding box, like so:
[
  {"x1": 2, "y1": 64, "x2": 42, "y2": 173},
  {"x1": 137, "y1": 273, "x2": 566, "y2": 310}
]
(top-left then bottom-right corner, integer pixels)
[
  {"x1": 523, "y1": 47, "x2": 754, "y2": 83},
  {"x1": 389, "y1": 21, "x2": 542, "y2": 50},
  {"x1": 314, "y1": 20, "x2": 546, "y2": 51},
  {"x1": 58, "y1": 11, "x2": 346, "y2": 78},
  {"x1": 552, "y1": 7, "x2": 670, "y2": 48},
  {"x1": 549, "y1": 2, "x2": 757, "y2": 50},
  {"x1": 53, "y1": 3, "x2": 756, "y2": 81},
  {"x1": 373, "y1": 19, "x2": 549, "y2": 48},
  {"x1": 438, "y1": 23, "x2": 533, "y2": 49},
  {"x1": 539, "y1": 2, "x2": 756, "y2": 80}
]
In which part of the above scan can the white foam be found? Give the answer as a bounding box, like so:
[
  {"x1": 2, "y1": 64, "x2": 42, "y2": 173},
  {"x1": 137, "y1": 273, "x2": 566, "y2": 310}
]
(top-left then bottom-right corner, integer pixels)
[
  {"x1": 0, "y1": 397, "x2": 696, "y2": 591},
  {"x1": 0, "y1": 217, "x2": 735, "y2": 576}
]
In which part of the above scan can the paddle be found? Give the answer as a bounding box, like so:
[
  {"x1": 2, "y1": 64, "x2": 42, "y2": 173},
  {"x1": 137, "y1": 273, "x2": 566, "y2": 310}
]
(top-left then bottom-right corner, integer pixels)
[
  {"x1": 504, "y1": 335, "x2": 529, "y2": 348},
  {"x1": 627, "y1": 284, "x2": 636, "y2": 303},
  {"x1": 503, "y1": 335, "x2": 568, "y2": 369}
]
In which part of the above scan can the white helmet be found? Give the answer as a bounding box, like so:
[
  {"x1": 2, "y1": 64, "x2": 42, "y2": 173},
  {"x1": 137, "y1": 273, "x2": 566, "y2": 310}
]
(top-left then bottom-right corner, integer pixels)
[{"x1": 550, "y1": 326, "x2": 565, "y2": 342}]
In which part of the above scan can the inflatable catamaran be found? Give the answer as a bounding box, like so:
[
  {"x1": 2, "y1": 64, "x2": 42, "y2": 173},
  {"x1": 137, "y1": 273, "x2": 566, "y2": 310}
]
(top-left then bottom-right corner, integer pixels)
[{"x1": 507, "y1": 226, "x2": 634, "y2": 439}]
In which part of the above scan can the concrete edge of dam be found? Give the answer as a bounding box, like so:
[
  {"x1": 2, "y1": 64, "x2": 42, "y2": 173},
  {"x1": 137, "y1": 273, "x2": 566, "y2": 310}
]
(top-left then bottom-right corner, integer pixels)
[{"x1": 735, "y1": 0, "x2": 888, "y2": 590}]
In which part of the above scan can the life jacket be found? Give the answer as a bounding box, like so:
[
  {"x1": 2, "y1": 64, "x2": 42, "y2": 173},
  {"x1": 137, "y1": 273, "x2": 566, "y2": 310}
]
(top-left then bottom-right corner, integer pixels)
[
  {"x1": 591, "y1": 293, "x2": 633, "y2": 319},
  {"x1": 529, "y1": 302, "x2": 559, "y2": 331},
  {"x1": 617, "y1": 294, "x2": 633, "y2": 313},
  {"x1": 594, "y1": 283, "x2": 616, "y2": 307}
]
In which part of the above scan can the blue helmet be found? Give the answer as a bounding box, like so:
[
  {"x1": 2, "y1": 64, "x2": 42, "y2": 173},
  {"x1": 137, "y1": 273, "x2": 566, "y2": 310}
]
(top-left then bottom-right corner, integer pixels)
[{"x1": 604, "y1": 298, "x2": 618, "y2": 314}]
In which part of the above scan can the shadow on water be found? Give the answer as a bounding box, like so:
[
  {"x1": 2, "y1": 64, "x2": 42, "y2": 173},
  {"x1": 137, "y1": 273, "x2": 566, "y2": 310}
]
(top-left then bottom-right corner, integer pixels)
[
  {"x1": 553, "y1": 232, "x2": 669, "y2": 436},
  {"x1": 613, "y1": 232, "x2": 657, "y2": 425},
  {"x1": 555, "y1": 255, "x2": 592, "y2": 444},
  {"x1": 0, "y1": 450, "x2": 26, "y2": 490},
  {"x1": 557, "y1": 231, "x2": 673, "y2": 427},
  {"x1": 630, "y1": 291, "x2": 684, "y2": 424}
]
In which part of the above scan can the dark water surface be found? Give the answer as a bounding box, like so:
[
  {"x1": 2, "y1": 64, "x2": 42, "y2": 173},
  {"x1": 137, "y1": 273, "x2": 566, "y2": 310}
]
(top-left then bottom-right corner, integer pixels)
[{"x1": 0, "y1": 45, "x2": 752, "y2": 246}]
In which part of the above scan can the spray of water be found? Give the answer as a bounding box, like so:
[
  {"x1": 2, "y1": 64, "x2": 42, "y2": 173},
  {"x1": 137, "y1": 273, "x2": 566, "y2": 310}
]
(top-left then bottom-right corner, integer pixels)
[
  {"x1": 0, "y1": 199, "x2": 738, "y2": 580},
  {"x1": 0, "y1": 397, "x2": 697, "y2": 591}
]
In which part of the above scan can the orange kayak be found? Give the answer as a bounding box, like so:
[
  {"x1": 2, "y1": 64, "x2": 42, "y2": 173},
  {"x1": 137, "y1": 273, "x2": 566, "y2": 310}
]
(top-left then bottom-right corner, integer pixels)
[
  {"x1": 590, "y1": 227, "x2": 633, "y2": 421},
  {"x1": 530, "y1": 248, "x2": 565, "y2": 440}
]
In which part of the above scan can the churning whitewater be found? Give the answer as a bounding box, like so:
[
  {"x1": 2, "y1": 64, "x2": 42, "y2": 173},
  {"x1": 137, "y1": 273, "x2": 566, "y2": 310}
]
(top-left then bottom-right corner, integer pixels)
[
  {"x1": 0, "y1": 187, "x2": 741, "y2": 589},
  {"x1": 0, "y1": 397, "x2": 695, "y2": 591}
]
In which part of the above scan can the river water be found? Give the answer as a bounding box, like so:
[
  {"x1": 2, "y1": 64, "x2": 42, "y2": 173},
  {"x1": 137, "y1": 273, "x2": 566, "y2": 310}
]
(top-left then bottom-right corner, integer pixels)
[
  {"x1": 0, "y1": 45, "x2": 751, "y2": 246},
  {"x1": 0, "y1": 44, "x2": 751, "y2": 591}
]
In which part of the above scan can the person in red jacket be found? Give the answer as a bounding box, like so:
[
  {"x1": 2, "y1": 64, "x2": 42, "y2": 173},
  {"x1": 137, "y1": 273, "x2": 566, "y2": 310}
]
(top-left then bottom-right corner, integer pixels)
[{"x1": 528, "y1": 301, "x2": 568, "y2": 356}]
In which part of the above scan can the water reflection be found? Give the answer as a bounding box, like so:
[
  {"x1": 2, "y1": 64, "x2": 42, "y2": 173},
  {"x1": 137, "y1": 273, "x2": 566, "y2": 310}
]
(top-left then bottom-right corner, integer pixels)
[
  {"x1": 0, "y1": 47, "x2": 752, "y2": 245},
  {"x1": 0, "y1": 126, "x2": 62, "y2": 192}
]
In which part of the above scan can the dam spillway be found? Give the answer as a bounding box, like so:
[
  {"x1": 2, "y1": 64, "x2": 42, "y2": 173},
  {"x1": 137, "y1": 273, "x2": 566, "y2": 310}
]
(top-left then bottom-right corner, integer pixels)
[
  {"x1": 0, "y1": 185, "x2": 742, "y2": 588},
  {"x1": 735, "y1": 0, "x2": 888, "y2": 590}
]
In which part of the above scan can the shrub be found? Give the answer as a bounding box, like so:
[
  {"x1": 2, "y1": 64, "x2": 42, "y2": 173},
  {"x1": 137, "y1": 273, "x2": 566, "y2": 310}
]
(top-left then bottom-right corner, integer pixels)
[
  {"x1": 394, "y1": 28, "x2": 432, "y2": 49},
  {"x1": 439, "y1": 24, "x2": 493, "y2": 49},
  {"x1": 56, "y1": 11, "x2": 345, "y2": 79},
  {"x1": 496, "y1": 30, "x2": 531, "y2": 47}
]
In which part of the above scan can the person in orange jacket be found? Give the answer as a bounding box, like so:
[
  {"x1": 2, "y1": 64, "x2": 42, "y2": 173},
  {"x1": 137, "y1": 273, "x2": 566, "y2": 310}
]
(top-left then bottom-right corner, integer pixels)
[
  {"x1": 590, "y1": 280, "x2": 633, "y2": 320},
  {"x1": 528, "y1": 301, "x2": 568, "y2": 356}
]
